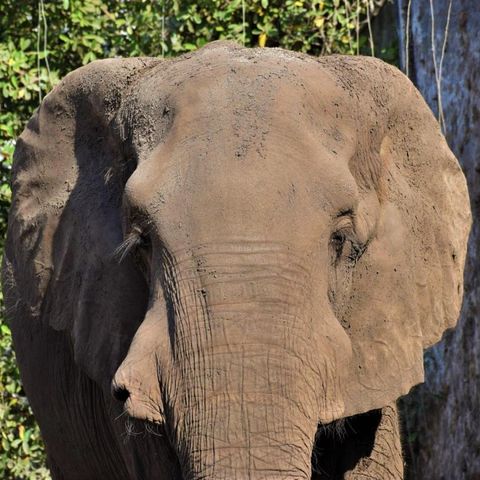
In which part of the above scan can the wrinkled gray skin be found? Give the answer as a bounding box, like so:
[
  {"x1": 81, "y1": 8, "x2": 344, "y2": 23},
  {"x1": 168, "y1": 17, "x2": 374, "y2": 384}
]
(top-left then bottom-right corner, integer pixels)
[{"x1": 2, "y1": 42, "x2": 470, "y2": 480}]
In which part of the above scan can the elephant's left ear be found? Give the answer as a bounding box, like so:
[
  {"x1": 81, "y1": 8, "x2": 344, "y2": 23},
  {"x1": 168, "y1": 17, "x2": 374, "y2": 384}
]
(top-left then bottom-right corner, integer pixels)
[
  {"x1": 332, "y1": 56, "x2": 471, "y2": 416},
  {"x1": 374, "y1": 67, "x2": 471, "y2": 349},
  {"x1": 345, "y1": 56, "x2": 471, "y2": 348}
]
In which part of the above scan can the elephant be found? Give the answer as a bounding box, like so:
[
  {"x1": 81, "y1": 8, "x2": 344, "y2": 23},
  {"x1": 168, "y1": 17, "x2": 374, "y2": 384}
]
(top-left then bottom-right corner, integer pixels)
[{"x1": 2, "y1": 41, "x2": 471, "y2": 480}]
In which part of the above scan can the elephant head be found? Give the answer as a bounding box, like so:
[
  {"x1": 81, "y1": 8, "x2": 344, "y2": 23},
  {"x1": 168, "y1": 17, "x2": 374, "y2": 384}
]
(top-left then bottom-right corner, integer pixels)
[{"x1": 4, "y1": 42, "x2": 470, "y2": 479}]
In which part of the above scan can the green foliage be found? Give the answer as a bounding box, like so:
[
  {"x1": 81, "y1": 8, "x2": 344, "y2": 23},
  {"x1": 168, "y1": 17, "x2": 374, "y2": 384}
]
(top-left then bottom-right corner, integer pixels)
[
  {"x1": 0, "y1": 321, "x2": 51, "y2": 479},
  {"x1": 0, "y1": 1, "x2": 384, "y2": 478}
]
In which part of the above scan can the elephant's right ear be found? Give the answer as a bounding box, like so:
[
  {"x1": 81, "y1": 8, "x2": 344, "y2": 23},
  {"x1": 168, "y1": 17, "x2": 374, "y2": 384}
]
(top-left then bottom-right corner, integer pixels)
[{"x1": 5, "y1": 57, "x2": 161, "y2": 390}]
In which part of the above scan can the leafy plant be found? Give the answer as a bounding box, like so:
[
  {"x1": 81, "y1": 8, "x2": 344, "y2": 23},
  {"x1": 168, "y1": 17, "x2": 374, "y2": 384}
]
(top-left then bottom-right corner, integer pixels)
[{"x1": 0, "y1": 320, "x2": 51, "y2": 479}]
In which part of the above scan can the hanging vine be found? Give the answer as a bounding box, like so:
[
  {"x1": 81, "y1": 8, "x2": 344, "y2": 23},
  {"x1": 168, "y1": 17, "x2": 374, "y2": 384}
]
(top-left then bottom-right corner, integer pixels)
[{"x1": 404, "y1": 0, "x2": 452, "y2": 133}]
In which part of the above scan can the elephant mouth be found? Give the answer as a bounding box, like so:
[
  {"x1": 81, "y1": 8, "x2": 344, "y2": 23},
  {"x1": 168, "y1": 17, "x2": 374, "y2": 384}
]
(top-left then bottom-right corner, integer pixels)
[{"x1": 311, "y1": 408, "x2": 382, "y2": 479}]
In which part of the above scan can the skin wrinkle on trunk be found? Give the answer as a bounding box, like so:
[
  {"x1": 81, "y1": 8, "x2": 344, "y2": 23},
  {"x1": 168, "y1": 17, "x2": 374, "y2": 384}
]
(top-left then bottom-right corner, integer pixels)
[{"x1": 154, "y1": 242, "x2": 344, "y2": 480}]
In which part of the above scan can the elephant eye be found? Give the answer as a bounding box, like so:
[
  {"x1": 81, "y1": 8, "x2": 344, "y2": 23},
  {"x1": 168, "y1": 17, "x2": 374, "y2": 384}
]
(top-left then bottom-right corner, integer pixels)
[
  {"x1": 125, "y1": 231, "x2": 151, "y2": 282},
  {"x1": 127, "y1": 227, "x2": 150, "y2": 250},
  {"x1": 134, "y1": 228, "x2": 151, "y2": 250},
  {"x1": 331, "y1": 231, "x2": 347, "y2": 258},
  {"x1": 330, "y1": 228, "x2": 365, "y2": 266}
]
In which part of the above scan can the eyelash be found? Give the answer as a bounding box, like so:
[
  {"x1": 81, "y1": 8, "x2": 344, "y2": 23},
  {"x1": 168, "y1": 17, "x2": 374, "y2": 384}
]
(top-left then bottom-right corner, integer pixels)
[{"x1": 114, "y1": 227, "x2": 151, "y2": 263}]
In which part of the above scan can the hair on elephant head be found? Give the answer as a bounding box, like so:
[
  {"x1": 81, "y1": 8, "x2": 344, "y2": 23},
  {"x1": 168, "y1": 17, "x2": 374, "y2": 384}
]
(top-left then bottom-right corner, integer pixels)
[{"x1": 3, "y1": 41, "x2": 471, "y2": 479}]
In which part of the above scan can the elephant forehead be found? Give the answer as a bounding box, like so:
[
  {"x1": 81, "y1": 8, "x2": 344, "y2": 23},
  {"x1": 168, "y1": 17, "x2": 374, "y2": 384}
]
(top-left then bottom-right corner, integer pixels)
[
  {"x1": 125, "y1": 45, "x2": 359, "y2": 164},
  {"x1": 122, "y1": 47, "x2": 362, "y2": 246}
]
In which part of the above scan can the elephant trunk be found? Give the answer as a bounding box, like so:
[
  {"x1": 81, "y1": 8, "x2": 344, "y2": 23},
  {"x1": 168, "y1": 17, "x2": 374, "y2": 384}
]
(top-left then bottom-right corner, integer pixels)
[
  {"x1": 169, "y1": 341, "x2": 317, "y2": 479},
  {"x1": 160, "y1": 245, "x2": 335, "y2": 480},
  {"x1": 114, "y1": 244, "x2": 348, "y2": 479}
]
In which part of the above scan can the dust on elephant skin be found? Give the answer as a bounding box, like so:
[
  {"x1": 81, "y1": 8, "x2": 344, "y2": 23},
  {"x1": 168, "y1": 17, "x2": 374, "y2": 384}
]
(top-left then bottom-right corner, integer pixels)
[{"x1": 2, "y1": 41, "x2": 470, "y2": 479}]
